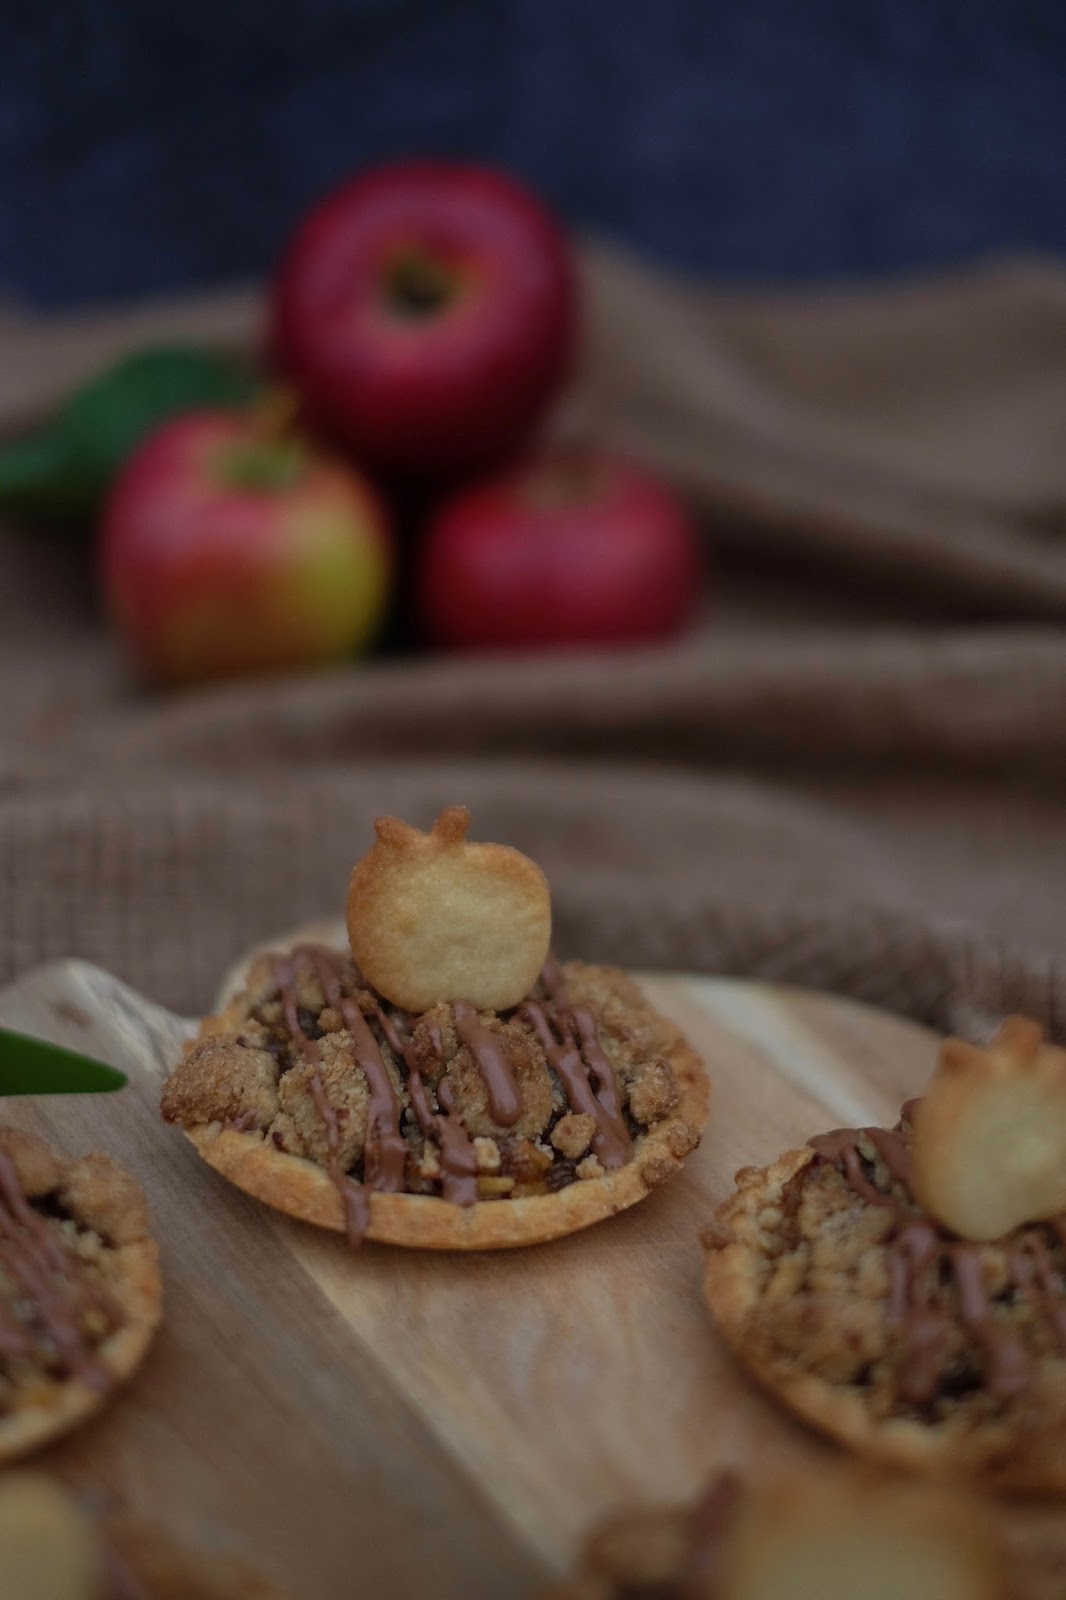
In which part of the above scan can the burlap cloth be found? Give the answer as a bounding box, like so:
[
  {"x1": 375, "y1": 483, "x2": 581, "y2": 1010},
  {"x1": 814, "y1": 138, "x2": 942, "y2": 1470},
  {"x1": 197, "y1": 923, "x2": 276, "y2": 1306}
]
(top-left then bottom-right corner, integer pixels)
[{"x1": 2, "y1": 245, "x2": 1065, "y2": 1037}]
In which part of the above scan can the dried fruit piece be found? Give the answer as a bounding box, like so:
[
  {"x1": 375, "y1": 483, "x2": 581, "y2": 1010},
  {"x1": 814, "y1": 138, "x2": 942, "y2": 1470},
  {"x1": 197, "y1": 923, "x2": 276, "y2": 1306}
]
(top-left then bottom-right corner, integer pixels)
[
  {"x1": 347, "y1": 806, "x2": 552, "y2": 1013},
  {"x1": 912, "y1": 1016, "x2": 1066, "y2": 1242}
]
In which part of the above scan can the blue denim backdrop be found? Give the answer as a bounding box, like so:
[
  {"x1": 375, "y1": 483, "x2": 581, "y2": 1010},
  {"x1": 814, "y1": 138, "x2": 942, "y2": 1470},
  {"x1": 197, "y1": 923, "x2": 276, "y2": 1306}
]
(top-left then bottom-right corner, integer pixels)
[{"x1": 2, "y1": 0, "x2": 1065, "y2": 306}]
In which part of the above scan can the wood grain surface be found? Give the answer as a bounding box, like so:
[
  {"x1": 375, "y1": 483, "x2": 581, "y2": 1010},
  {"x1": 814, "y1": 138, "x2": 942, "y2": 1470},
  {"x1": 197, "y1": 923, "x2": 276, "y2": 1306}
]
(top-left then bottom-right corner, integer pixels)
[{"x1": 0, "y1": 956, "x2": 1061, "y2": 1598}]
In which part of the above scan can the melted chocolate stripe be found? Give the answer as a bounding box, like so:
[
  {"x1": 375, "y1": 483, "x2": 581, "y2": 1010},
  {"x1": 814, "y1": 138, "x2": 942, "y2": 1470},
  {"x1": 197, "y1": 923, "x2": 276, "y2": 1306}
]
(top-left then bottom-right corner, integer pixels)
[
  {"x1": 273, "y1": 955, "x2": 370, "y2": 1245},
  {"x1": 402, "y1": 1026, "x2": 479, "y2": 1208},
  {"x1": 308, "y1": 949, "x2": 407, "y2": 1194},
  {"x1": 527, "y1": 959, "x2": 633, "y2": 1170},
  {"x1": 807, "y1": 1122, "x2": 1056, "y2": 1405},
  {"x1": 452, "y1": 1001, "x2": 523, "y2": 1127},
  {"x1": 951, "y1": 1244, "x2": 1030, "y2": 1401},
  {"x1": 522, "y1": 1001, "x2": 630, "y2": 1170},
  {"x1": 570, "y1": 1007, "x2": 633, "y2": 1166}
]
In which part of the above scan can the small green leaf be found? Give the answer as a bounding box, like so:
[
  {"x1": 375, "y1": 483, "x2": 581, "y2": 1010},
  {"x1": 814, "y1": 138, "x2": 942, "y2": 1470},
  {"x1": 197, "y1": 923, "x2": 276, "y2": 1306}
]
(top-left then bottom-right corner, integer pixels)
[
  {"x1": 0, "y1": 1027, "x2": 127, "y2": 1096},
  {"x1": 0, "y1": 345, "x2": 260, "y2": 530}
]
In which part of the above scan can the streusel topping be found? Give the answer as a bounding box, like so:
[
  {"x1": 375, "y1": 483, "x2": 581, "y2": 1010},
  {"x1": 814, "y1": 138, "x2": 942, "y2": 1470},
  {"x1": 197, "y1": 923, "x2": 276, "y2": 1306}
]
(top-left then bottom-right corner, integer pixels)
[{"x1": 163, "y1": 947, "x2": 698, "y2": 1245}]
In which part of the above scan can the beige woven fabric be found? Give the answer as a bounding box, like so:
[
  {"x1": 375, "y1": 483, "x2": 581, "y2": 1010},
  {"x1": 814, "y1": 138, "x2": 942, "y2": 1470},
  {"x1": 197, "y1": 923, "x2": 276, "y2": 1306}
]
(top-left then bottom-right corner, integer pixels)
[{"x1": 1, "y1": 248, "x2": 1064, "y2": 1036}]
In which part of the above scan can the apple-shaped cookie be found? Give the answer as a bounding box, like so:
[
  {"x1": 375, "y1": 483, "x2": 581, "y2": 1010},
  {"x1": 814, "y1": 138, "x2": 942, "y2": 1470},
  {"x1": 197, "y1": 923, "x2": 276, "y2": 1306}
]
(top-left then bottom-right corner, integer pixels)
[
  {"x1": 912, "y1": 1016, "x2": 1066, "y2": 1243},
  {"x1": 347, "y1": 806, "x2": 551, "y2": 1013}
]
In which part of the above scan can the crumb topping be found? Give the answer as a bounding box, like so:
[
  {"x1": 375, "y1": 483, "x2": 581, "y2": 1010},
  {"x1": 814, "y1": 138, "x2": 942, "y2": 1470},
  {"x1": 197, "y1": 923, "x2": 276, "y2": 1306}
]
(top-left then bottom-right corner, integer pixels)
[
  {"x1": 162, "y1": 948, "x2": 698, "y2": 1244},
  {"x1": 717, "y1": 1105, "x2": 1066, "y2": 1433}
]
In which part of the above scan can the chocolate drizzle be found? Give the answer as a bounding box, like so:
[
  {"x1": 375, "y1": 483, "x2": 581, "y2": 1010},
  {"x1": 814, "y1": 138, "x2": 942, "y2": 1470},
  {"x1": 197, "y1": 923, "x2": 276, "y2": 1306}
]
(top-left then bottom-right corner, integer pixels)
[
  {"x1": 950, "y1": 1244, "x2": 1030, "y2": 1401},
  {"x1": 308, "y1": 949, "x2": 407, "y2": 1195},
  {"x1": 264, "y1": 946, "x2": 636, "y2": 1232},
  {"x1": 522, "y1": 1002, "x2": 632, "y2": 1170},
  {"x1": 523, "y1": 961, "x2": 633, "y2": 1170},
  {"x1": 452, "y1": 1001, "x2": 523, "y2": 1127},
  {"x1": 0, "y1": 1147, "x2": 119, "y2": 1390},
  {"x1": 274, "y1": 955, "x2": 372, "y2": 1245},
  {"x1": 809, "y1": 1118, "x2": 1066, "y2": 1406},
  {"x1": 404, "y1": 1025, "x2": 479, "y2": 1207}
]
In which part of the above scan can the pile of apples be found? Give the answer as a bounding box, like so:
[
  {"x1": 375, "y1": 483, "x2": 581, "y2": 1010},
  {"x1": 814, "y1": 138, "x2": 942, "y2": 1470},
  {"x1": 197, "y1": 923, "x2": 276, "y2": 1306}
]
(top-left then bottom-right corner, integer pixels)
[{"x1": 103, "y1": 163, "x2": 702, "y2": 685}]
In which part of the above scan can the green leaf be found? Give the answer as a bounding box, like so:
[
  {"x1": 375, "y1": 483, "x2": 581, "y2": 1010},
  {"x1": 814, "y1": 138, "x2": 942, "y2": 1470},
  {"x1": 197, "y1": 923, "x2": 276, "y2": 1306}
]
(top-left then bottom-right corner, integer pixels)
[
  {"x1": 0, "y1": 345, "x2": 260, "y2": 530},
  {"x1": 0, "y1": 431, "x2": 92, "y2": 522},
  {"x1": 0, "y1": 1026, "x2": 127, "y2": 1096}
]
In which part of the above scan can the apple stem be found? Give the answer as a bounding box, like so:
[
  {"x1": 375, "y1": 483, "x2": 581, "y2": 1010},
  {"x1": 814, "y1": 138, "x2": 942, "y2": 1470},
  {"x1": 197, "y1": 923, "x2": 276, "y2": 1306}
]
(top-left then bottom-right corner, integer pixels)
[{"x1": 384, "y1": 251, "x2": 456, "y2": 319}]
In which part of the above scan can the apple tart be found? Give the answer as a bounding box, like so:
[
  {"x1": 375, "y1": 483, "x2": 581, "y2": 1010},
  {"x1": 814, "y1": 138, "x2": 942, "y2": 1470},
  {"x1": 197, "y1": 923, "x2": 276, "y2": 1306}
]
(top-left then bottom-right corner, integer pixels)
[
  {"x1": 162, "y1": 807, "x2": 708, "y2": 1248},
  {"x1": 0, "y1": 1128, "x2": 160, "y2": 1461},
  {"x1": 703, "y1": 1018, "x2": 1066, "y2": 1489}
]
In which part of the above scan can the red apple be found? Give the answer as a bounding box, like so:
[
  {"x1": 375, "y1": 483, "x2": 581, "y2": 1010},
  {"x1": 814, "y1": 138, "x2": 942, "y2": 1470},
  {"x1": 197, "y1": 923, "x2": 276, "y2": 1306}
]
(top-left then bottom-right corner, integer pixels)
[
  {"x1": 416, "y1": 449, "x2": 703, "y2": 651},
  {"x1": 101, "y1": 411, "x2": 392, "y2": 685},
  {"x1": 270, "y1": 161, "x2": 577, "y2": 476}
]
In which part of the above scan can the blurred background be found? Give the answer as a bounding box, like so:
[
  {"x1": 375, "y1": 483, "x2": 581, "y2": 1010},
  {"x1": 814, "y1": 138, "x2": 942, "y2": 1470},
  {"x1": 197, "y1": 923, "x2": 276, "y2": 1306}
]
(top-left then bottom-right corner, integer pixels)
[
  {"x1": 5, "y1": 1, "x2": 1066, "y2": 305},
  {"x1": 0, "y1": 0, "x2": 1064, "y2": 1044},
  {"x1": 2, "y1": 15, "x2": 1066, "y2": 1591}
]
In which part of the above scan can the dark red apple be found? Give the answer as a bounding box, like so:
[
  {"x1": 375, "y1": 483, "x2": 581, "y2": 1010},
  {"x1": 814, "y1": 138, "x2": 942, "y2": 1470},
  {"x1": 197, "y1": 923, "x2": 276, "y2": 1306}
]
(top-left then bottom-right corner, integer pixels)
[
  {"x1": 416, "y1": 449, "x2": 703, "y2": 651},
  {"x1": 270, "y1": 162, "x2": 577, "y2": 476},
  {"x1": 101, "y1": 412, "x2": 392, "y2": 685}
]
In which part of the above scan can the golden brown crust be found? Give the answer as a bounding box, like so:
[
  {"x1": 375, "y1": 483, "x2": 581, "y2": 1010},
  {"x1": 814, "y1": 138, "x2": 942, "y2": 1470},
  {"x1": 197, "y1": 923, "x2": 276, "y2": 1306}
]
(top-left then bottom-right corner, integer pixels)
[
  {"x1": 913, "y1": 1016, "x2": 1066, "y2": 1242},
  {"x1": 0, "y1": 1131, "x2": 161, "y2": 1464},
  {"x1": 347, "y1": 806, "x2": 552, "y2": 1013},
  {"x1": 702, "y1": 1143, "x2": 1066, "y2": 1491},
  {"x1": 168, "y1": 936, "x2": 708, "y2": 1251}
]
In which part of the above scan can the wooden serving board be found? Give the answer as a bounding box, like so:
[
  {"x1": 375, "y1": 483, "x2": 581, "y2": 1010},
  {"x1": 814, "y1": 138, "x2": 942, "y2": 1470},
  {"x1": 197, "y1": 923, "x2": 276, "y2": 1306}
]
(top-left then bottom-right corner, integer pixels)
[{"x1": 0, "y1": 957, "x2": 1062, "y2": 1598}]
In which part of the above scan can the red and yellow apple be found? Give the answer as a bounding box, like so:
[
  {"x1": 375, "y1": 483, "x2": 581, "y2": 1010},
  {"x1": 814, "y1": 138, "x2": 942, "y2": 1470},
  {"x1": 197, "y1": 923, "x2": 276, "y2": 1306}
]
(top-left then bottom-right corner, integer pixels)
[
  {"x1": 416, "y1": 447, "x2": 703, "y2": 652},
  {"x1": 270, "y1": 161, "x2": 577, "y2": 476},
  {"x1": 100, "y1": 411, "x2": 392, "y2": 685}
]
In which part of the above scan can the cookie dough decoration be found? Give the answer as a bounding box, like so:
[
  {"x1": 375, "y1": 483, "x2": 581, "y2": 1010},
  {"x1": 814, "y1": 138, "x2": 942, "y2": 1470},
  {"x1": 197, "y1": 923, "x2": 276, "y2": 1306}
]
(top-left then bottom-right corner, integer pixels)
[
  {"x1": 911, "y1": 1017, "x2": 1066, "y2": 1243},
  {"x1": 348, "y1": 805, "x2": 552, "y2": 1013},
  {"x1": 0, "y1": 1471, "x2": 289, "y2": 1599},
  {"x1": 551, "y1": 1470, "x2": 1005, "y2": 1600},
  {"x1": 703, "y1": 1016, "x2": 1066, "y2": 1489},
  {"x1": 0, "y1": 1127, "x2": 160, "y2": 1462},
  {"x1": 162, "y1": 807, "x2": 708, "y2": 1249}
]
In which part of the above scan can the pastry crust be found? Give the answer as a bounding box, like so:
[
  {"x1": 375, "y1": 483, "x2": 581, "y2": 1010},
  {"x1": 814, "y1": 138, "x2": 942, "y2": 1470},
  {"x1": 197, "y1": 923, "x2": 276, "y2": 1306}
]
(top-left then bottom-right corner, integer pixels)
[
  {"x1": 168, "y1": 936, "x2": 708, "y2": 1251},
  {"x1": 0, "y1": 1130, "x2": 161, "y2": 1464},
  {"x1": 703, "y1": 1142, "x2": 1066, "y2": 1490}
]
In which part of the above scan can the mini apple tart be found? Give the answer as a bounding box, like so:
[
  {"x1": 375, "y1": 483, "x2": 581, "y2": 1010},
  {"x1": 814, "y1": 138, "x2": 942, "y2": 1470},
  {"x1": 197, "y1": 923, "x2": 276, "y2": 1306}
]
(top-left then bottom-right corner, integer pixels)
[
  {"x1": 0, "y1": 1128, "x2": 161, "y2": 1461},
  {"x1": 703, "y1": 1017, "x2": 1066, "y2": 1489},
  {"x1": 162, "y1": 807, "x2": 708, "y2": 1248},
  {"x1": 547, "y1": 1469, "x2": 1008, "y2": 1600}
]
